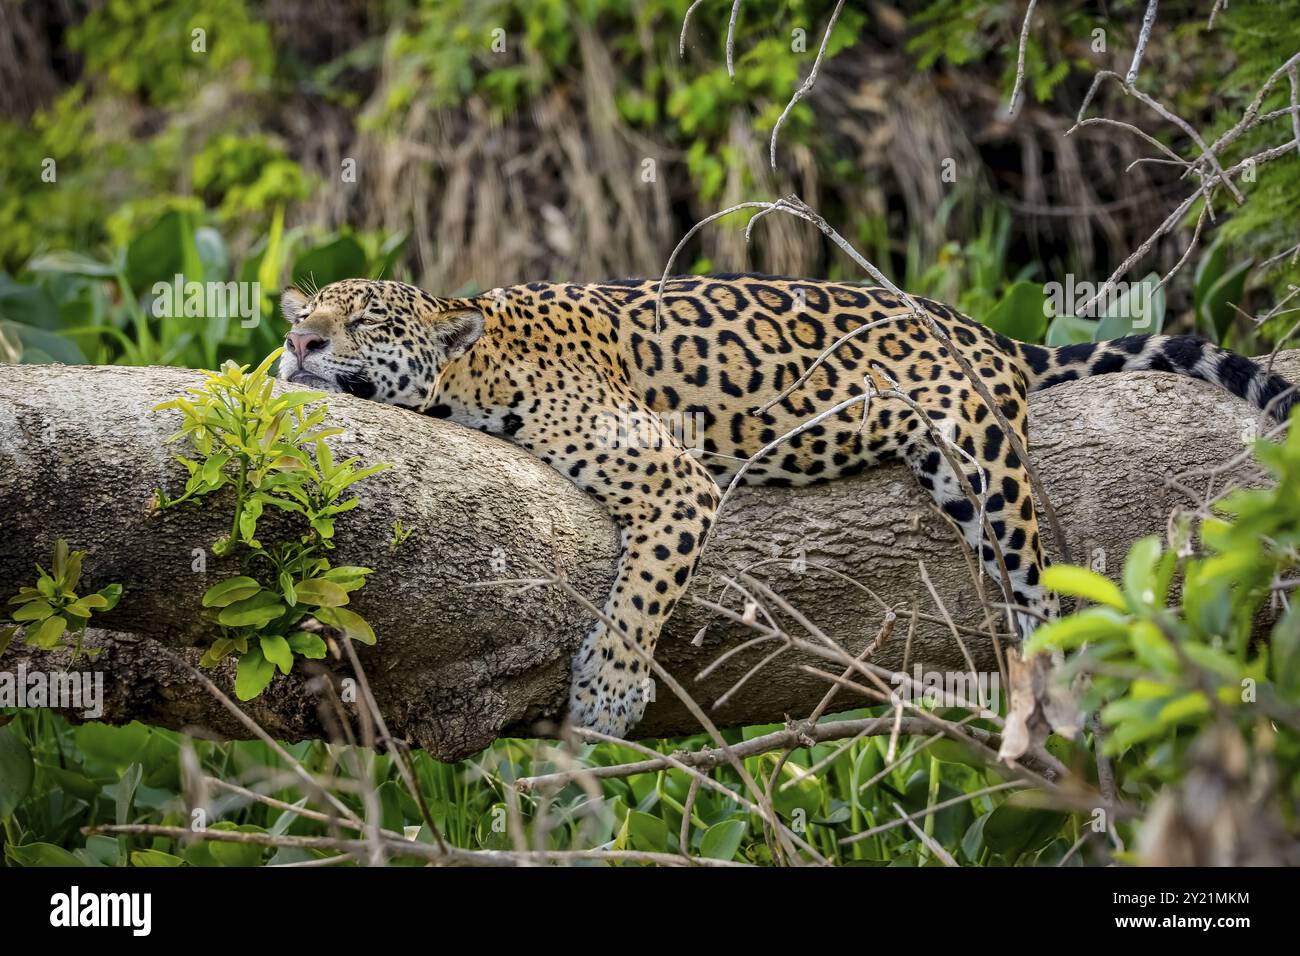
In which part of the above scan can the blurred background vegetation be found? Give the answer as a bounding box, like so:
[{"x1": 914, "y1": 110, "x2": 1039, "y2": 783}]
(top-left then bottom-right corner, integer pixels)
[
  {"x1": 1, "y1": 0, "x2": 1298, "y2": 370},
  {"x1": 2, "y1": 0, "x2": 1300, "y2": 866}
]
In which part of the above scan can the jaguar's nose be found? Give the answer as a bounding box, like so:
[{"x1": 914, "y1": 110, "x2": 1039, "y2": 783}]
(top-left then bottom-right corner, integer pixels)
[{"x1": 286, "y1": 330, "x2": 328, "y2": 362}]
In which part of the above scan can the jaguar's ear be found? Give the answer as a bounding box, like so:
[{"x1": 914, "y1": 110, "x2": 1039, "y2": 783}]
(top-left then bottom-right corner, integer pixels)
[
  {"x1": 437, "y1": 308, "x2": 485, "y2": 359},
  {"x1": 280, "y1": 286, "x2": 309, "y2": 323}
]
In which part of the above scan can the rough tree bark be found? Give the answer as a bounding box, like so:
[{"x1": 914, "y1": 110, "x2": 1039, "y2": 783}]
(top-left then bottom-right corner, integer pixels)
[{"x1": 1, "y1": 356, "x2": 1293, "y2": 761}]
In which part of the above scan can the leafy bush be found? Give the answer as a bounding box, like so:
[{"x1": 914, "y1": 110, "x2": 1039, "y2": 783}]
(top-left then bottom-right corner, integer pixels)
[
  {"x1": 1028, "y1": 409, "x2": 1300, "y2": 843},
  {"x1": 153, "y1": 351, "x2": 386, "y2": 698}
]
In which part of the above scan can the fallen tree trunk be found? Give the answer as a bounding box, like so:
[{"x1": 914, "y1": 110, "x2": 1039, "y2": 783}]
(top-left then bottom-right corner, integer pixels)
[{"x1": 1, "y1": 356, "x2": 1293, "y2": 760}]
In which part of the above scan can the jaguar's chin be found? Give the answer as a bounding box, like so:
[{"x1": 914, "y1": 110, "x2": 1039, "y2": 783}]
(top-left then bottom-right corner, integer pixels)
[{"x1": 287, "y1": 370, "x2": 336, "y2": 389}]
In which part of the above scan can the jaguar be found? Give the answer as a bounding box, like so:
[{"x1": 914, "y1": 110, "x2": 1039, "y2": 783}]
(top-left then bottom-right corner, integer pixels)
[{"x1": 276, "y1": 274, "x2": 1296, "y2": 737}]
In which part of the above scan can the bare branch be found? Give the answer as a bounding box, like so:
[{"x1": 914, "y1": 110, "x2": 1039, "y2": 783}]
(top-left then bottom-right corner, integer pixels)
[
  {"x1": 1006, "y1": 0, "x2": 1039, "y2": 117},
  {"x1": 770, "y1": 0, "x2": 847, "y2": 168},
  {"x1": 726, "y1": 0, "x2": 744, "y2": 79},
  {"x1": 679, "y1": 0, "x2": 707, "y2": 58},
  {"x1": 1126, "y1": 0, "x2": 1159, "y2": 88}
]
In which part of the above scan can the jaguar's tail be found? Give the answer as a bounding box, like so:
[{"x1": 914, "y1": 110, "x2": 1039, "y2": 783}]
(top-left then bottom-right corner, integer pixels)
[{"x1": 1013, "y1": 335, "x2": 1299, "y2": 425}]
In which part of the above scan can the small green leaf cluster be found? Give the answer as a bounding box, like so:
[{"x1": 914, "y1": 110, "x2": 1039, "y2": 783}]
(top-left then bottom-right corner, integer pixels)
[
  {"x1": 389, "y1": 519, "x2": 415, "y2": 551},
  {"x1": 153, "y1": 349, "x2": 388, "y2": 700},
  {"x1": 1, "y1": 539, "x2": 121, "y2": 660}
]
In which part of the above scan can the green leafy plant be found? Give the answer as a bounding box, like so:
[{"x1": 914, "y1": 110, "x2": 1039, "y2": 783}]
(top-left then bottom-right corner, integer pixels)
[
  {"x1": 1193, "y1": 237, "x2": 1254, "y2": 345},
  {"x1": 958, "y1": 270, "x2": 1168, "y2": 348},
  {"x1": 1, "y1": 539, "x2": 121, "y2": 660},
  {"x1": 1027, "y1": 408, "x2": 1300, "y2": 811},
  {"x1": 153, "y1": 349, "x2": 388, "y2": 699},
  {"x1": 983, "y1": 279, "x2": 1049, "y2": 343},
  {"x1": 1043, "y1": 272, "x2": 1167, "y2": 347}
]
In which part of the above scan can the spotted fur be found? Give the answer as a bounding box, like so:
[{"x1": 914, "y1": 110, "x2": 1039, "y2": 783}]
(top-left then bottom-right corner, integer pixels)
[{"x1": 277, "y1": 275, "x2": 1297, "y2": 737}]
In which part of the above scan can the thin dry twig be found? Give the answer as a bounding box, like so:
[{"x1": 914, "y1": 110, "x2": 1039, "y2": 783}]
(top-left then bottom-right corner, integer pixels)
[
  {"x1": 770, "y1": 0, "x2": 847, "y2": 168},
  {"x1": 170, "y1": 654, "x2": 364, "y2": 830},
  {"x1": 340, "y1": 635, "x2": 449, "y2": 852},
  {"x1": 679, "y1": 0, "x2": 707, "y2": 57},
  {"x1": 1006, "y1": 0, "x2": 1039, "y2": 117},
  {"x1": 725, "y1": 0, "x2": 744, "y2": 79},
  {"x1": 890, "y1": 802, "x2": 959, "y2": 866},
  {"x1": 1126, "y1": 0, "x2": 1159, "y2": 88},
  {"x1": 844, "y1": 781, "x2": 1020, "y2": 845}
]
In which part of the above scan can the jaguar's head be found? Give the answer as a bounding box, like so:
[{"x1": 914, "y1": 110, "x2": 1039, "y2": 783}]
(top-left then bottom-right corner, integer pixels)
[{"x1": 276, "y1": 278, "x2": 484, "y2": 409}]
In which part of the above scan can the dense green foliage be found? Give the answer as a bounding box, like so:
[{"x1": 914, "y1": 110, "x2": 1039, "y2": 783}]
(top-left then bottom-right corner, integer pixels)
[
  {"x1": 0, "y1": 708, "x2": 1079, "y2": 866},
  {"x1": 2, "y1": 0, "x2": 1297, "y2": 369}
]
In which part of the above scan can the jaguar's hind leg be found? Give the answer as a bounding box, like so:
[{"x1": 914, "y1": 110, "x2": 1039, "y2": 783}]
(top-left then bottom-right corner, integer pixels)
[{"x1": 902, "y1": 409, "x2": 1058, "y2": 637}]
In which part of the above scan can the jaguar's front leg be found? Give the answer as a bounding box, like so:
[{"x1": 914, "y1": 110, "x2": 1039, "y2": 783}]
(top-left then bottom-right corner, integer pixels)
[{"x1": 527, "y1": 396, "x2": 719, "y2": 738}]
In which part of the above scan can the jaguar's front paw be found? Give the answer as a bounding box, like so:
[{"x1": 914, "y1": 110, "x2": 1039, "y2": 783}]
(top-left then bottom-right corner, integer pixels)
[{"x1": 568, "y1": 636, "x2": 650, "y2": 738}]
